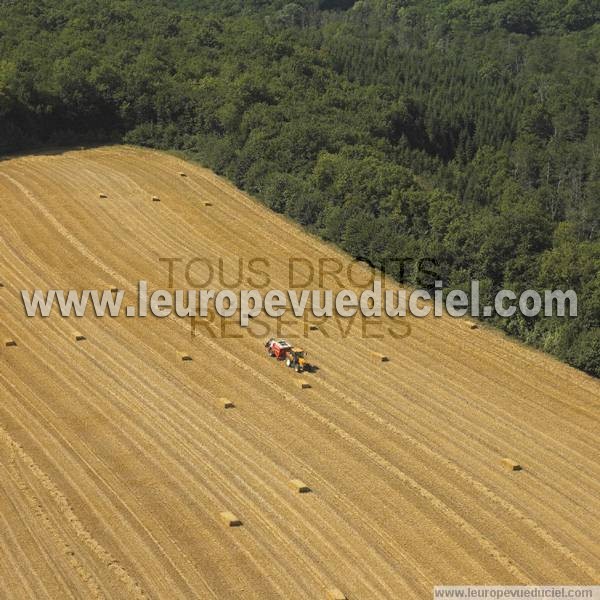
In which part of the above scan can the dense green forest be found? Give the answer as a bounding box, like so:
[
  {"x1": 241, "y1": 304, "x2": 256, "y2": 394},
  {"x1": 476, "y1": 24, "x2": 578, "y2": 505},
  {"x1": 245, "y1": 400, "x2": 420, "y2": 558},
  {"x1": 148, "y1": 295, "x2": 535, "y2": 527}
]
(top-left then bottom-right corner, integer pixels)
[{"x1": 1, "y1": 0, "x2": 599, "y2": 375}]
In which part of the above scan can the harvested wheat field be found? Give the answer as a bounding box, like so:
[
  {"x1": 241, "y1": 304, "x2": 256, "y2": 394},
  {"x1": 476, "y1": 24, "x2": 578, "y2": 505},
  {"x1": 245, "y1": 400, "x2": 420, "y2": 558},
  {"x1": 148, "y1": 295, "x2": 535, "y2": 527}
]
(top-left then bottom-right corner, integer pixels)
[{"x1": 1, "y1": 146, "x2": 599, "y2": 599}]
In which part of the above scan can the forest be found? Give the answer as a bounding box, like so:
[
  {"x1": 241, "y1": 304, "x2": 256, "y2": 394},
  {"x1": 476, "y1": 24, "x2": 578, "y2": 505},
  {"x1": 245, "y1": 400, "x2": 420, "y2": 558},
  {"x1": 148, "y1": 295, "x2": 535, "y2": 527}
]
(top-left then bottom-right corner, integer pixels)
[{"x1": 1, "y1": 0, "x2": 598, "y2": 376}]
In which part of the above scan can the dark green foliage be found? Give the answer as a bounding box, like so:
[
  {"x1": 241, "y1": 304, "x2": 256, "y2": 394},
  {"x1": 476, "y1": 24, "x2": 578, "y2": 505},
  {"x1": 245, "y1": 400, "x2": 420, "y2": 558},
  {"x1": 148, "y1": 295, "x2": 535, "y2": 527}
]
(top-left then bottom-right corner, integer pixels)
[{"x1": 0, "y1": 0, "x2": 598, "y2": 375}]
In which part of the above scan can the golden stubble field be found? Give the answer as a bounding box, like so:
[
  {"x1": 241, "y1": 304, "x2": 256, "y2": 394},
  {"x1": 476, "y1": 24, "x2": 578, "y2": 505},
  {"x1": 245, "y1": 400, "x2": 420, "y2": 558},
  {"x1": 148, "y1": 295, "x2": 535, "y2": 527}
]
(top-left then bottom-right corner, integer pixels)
[{"x1": 1, "y1": 146, "x2": 599, "y2": 599}]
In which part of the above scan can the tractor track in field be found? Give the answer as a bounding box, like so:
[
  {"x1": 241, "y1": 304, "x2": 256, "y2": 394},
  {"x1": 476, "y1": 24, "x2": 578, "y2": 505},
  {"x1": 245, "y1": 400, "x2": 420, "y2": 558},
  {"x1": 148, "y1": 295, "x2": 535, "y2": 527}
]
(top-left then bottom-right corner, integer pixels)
[
  {"x1": 0, "y1": 175, "x2": 500, "y2": 596},
  {"x1": 7, "y1": 172, "x2": 532, "y2": 582}
]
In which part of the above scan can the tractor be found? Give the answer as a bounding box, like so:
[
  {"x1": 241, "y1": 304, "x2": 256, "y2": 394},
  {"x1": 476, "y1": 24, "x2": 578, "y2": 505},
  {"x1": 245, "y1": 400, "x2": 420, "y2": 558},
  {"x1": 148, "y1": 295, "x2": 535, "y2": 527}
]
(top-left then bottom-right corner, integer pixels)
[{"x1": 265, "y1": 338, "x2": 310, "y2": 373}]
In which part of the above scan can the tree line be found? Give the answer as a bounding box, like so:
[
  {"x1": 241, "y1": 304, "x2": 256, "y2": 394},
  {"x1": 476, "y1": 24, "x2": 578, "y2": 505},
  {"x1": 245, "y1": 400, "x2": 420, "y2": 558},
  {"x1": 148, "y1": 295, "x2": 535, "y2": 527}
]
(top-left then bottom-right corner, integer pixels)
[{"x1": 1, "y1": 0, "x2": 598, "y2": 375}]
